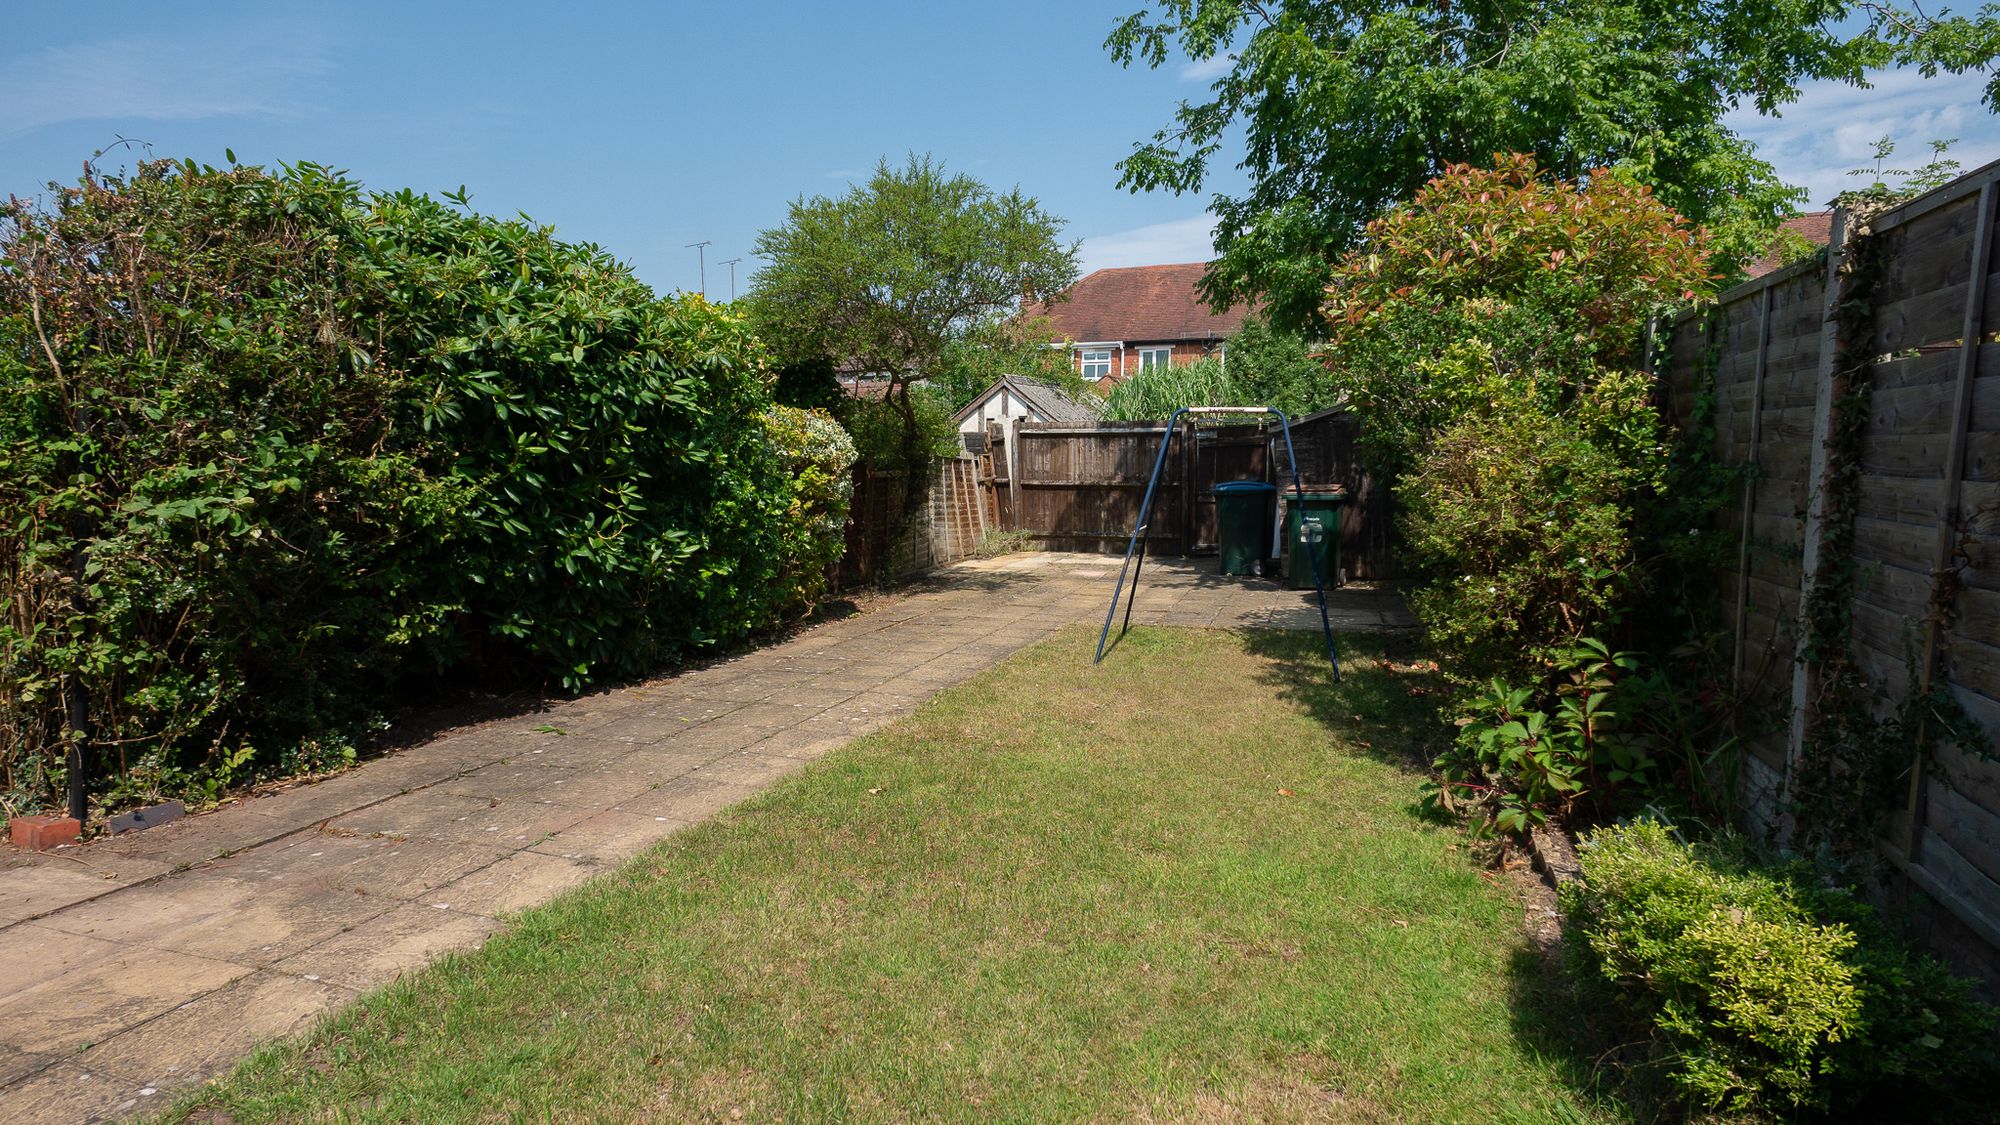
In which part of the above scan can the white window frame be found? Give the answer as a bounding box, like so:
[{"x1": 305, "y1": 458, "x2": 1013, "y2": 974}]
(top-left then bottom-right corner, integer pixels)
[
  {"x1": 1138, "y1": 346, "x2": 1172, "y2": 371},
  {"x1": 1078, "y1": 348, "x2": 1113, "y2": 380}
]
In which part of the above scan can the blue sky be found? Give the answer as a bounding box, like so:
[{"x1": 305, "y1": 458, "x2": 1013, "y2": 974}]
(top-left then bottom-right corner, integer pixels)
[{"x1": 5, "y1": 3, "x2": 1998, "y2": 298}]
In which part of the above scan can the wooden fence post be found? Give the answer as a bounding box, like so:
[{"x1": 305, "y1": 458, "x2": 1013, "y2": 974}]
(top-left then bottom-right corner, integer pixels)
[
  {"x1": 1006, "y1": 416, "x2": 1023, "y2": 530},
  {"x1": 1785, "y1": 208, "x2": 1851, "y2": 816}
]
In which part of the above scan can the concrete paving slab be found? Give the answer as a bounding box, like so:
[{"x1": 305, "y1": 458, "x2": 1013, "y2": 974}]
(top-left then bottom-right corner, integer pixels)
[
  {"x1": 432, "y1": 850, "x2": 599, "y2": 917},
  {"x1": 612, "y1": 775, "x2": 763, "y2": 822},
  {"x1": 694, "y1": 750, "x2": 808, "y2": 789},
  {"x1": 0, "y1": 860, "x2": 155, "y2": 928},
  {"x1": 0, "y1": 924, "x2": 128, "y2": 999},
  {"x1": 0, "y1": 945, "x2": 246, "y2": 1057},
  {"x1": 0, "y1": 1043, "x2": 54, "y2": 1087},
  {"x1": 82, "y1": 970, "x2": 347, "y2": 1094},
  {"x1": 86, "y1": 810, "x2": 300, "y2": 871},
  {"x1": 271, "y1": 903, "x2": 499, "y2": 993},
  {"x1": 0, "y1": 1062, "x2": 152, "y2": 1123},
  {"x1": 323, "y1": 791, "x2": 592, "y2": 851},
  {"x1": 230, "y1": 830, "x2": 503, "y2": 903},
  {"x1": 530, "y1": 812, "x2": 693, "y2": 866}
]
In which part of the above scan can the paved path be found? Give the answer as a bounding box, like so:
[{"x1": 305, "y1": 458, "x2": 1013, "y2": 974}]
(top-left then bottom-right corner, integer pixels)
[{"x1": 0, "y1": 553, "x2": 1411, "y2": 1121}]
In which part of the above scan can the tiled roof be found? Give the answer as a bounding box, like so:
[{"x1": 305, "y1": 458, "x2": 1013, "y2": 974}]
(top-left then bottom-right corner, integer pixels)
[
  {"x1": 953, "y1": 375, "x2": 1103, "y2": 425},
  {"x1": 1025, "y1": 262, "x2": 1251, "y2": 344},
  {"x1": 1746, "y1": 211, "x2": 1835, "y2": 278}
]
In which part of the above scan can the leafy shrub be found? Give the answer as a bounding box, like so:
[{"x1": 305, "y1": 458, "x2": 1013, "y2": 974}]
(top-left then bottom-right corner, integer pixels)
[
  {"x1": 1217, "y1": 318, "x2": 1333, "y2": 419},
  {"x1": 1317, "y1": 156, "x2": 1718, "y2": 787},
  {"x1": 1, "y1": 159, "x2": 797, "y2": 812},
  {"x1": 1564, "y1": 820, "x2": 1995, "y2": 1117},
  {"x1": 1402, "y1": 368, "x2": 1669, "y2": 683},
  {"x1": 761, "y1": 406, "x2": 857, "y2": 613},
  {"x1": 1432, "y1": 640, "x2": 1659, "y2": 833},
  {"x1": 836, "y1": 386, "x2": 960, "y2": 471},
  {"x1": 1100, "y1": 356, "x2": 1235, "y2": 420},
  {"x1": 1323, "y1": 157, "x2": 1709, "y2": 475}
]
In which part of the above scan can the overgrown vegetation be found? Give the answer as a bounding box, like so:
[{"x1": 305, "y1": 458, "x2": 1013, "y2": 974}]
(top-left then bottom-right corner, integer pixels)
[
  {"x1": 760, "y1": 406, "x2": 859, "y2": 614},
  {"x1": 1306, "y1": 157, "x2": 1716, "y2": 831},
  {"x1": 933, "y1": 314, "x2": 1094, "y2": 413},
  {"x1": 1564, "y1": 820, "x2": 1995, "y2": 1118},
  {"x1": 1100, "y1": 355, "x2": 1232, "y2": 420},
  {"x1": 1099, "y1": 317, "x2": 1333, "y2": 420},
  {"x1": 0, "y1": 159, "x2": 839, "y2": 815}
]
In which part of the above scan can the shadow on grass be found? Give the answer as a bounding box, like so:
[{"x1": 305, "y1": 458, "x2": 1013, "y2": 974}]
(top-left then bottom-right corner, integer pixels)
[
  {"x1": 1502, "y1": 942, "x2": 1669, "y2": 1124},
  {"x1": 1239, "y1": 625, "x2": 1667, "y2": 1122},
  {"x1": 1235, "y1": 627, "x2": 1447, "y2": 779}
]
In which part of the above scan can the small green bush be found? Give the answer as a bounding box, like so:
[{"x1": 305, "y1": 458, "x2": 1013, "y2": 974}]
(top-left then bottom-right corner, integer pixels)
[
  {"x1": 1402, "y1": 368, "x2": 1668, "y2": 683},
  {"x1": 761, "y1": 405, "x2": 857, "y2": 613},
  {"x1": 1564, "y1": 820, "x2": 1994, "y2": 1117}
]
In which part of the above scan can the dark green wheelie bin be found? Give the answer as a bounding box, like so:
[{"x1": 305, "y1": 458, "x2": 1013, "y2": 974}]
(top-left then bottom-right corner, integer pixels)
[
  {"x1": 1213, "y1": 480, "x2": 1277, "y2": 576},
  {"x1": 1283, "y1": 489, "x2": 1346, "y2": 589}
]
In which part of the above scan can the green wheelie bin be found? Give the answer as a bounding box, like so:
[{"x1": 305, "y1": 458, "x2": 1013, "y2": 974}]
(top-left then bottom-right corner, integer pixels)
[
  {"x1": 1213, "y1": 480, "x2": 1277, "y2": 576},
  {"x1": 1283, "y1": 489, "x2": 1346, "y2": 589}
]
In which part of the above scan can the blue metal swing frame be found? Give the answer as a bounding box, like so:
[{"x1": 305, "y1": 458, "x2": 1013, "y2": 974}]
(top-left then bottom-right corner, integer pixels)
[{"x1": 1091, "y1": 405, "x2": 1341, "y2": 679}]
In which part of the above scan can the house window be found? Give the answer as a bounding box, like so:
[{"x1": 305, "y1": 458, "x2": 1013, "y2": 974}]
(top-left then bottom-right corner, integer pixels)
[
  {"x1": 1139, "y1": 346, "x2": 1172, "y2": 370},
  {"x1": 1078, "y1": 348, "x2": 1112, "y2": 380}
]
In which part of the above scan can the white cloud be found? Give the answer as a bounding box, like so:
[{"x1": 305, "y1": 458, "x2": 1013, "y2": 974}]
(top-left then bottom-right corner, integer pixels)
[
  {"x1": 1730, "y1": 66, "x2": 2000, "y2": 208},
  {"x1": 0, "y1": 19, "x2": 333, "y2": 137},
  {"x1": 1079, "y1": 213, "x2": 1216, "y2": 274},
  {"x1": 1178, "y1": 53, "x2": 1234, "y2": 82}
]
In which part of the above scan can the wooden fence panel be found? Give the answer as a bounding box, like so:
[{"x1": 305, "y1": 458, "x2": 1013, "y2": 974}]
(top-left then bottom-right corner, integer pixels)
[
  {"x1": 986, "y1": 413, "x2": 1395, "y2": 578},
  {"x1": 1665, "y1": 161, "x2": 2000, "y2": 987}
]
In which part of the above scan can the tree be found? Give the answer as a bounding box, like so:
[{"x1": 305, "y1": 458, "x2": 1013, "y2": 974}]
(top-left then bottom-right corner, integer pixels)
[
  {"x1": 933, "y1": 314, "x2": 1093, "y2": 413},
  {"x1": 747, "y1": 155, "x2": 1078, "y2": 472},
  {"x1": 1219, "y1": 318, "x2": 1330, "y2": 418},
  {"x1": 1322, "y1": 155, "x2": 1711, "y2": 475},
  {"x1": 1107, "y1": 0, "x2": 2000, "y2": 332}
]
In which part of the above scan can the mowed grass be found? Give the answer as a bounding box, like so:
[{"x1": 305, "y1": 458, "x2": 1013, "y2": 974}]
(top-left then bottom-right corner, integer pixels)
[{"x1": 168, "y1": 626, "x2": 1607, "y2": 1123}]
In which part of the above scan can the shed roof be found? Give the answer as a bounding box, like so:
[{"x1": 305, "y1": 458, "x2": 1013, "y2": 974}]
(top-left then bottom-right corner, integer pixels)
[{"x1": 952, "y1": 374, "x2": 1103, "y2": 425}]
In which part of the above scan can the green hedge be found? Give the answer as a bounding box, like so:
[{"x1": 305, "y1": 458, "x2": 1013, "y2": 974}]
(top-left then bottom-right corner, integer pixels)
[
  {"x1": 1, "y1": 160, "x2": 833, "y2": 813},
  {"x1": 1563, "y1": 820, "x2": 1994, "y2": 1117},
  {"x1": 761, "y1": 405, "x2": 857, "y2": 612}
]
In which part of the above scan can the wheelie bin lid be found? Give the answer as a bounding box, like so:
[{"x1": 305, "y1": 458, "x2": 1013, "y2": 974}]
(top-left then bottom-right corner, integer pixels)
[{"x1": 1213, "y1": 480, "x2": 1277, "y2": 494}]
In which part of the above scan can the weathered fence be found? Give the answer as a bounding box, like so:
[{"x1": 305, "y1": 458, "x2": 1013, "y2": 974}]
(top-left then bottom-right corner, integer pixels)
[
  {"x1": 984, "y1": 409, "x2": 1395, "y2": 578},
  {"x1": 1660, "y1": 159, "x2": 2000, "y2": 982},
  {"x1": 839, "y1": 455, "x2": 989, "y2": 586}
]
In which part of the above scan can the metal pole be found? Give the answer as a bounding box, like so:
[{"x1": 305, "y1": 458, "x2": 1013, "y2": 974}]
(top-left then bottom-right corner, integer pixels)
[
  {"x1": 719, "y1": 257, "x2": 742, "y2": 302},
  {"x1": 1096, "y1": 409, "x2": 1189, "y2": 663},
  {"x1": 1273, "y1": 409, "x2": 1341, "y2": 680},
  {"x1": 684, "y1": 241, "x2": 711, "y2": 298}
]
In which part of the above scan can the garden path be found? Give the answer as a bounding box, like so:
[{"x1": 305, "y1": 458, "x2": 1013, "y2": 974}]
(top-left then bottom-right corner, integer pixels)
[{"x1": 0, "y1": 553, "x2": 1411, "y2": 1121}]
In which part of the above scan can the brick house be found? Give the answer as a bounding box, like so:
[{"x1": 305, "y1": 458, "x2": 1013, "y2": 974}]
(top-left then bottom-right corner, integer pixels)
[
  {"x1": 1024, "y1": 262, "x2": 1252, "y2": 386},
  {"x1": 1745, "y1": 210, "x2": 1835, "y2": 278}
]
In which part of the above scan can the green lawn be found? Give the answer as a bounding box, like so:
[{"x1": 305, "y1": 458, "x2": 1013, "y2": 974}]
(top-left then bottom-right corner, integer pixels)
[{"x1": 168, "y1": 626, "x2": 1613, "y2": 1123}]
